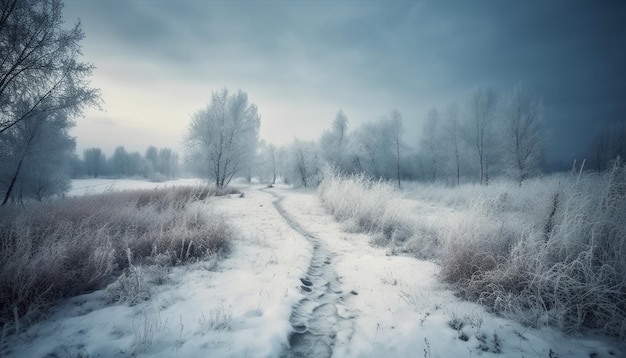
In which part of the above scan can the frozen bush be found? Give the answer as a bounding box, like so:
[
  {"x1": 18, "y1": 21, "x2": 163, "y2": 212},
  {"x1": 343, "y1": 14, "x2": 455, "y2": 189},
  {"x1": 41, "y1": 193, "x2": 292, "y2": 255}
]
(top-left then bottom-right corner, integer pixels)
[
  {"x1": 437, "y1": 161, "x2": 626, "y2": 340},
  {"x1": 0, "y1": 185, "x2": 232, "y2": 336},
  {"x1": 318, "y1": 169, "x2": 435, "y2": 257},
  {"x1": 321, "y1": 161, "x2": 626, "y2": 341}
]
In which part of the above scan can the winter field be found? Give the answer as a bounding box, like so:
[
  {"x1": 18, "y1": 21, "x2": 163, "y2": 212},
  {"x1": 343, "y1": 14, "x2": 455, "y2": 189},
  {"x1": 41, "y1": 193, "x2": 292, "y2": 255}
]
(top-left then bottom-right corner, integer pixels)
[{"x1": 1, "y1": 172, "x2": 625, "y2": 357}]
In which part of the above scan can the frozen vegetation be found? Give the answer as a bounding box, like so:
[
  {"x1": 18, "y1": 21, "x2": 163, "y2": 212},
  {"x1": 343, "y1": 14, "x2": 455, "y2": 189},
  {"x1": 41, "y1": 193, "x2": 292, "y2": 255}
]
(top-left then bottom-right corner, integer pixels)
[
  {"x1": 320, "y1": 161, "x2": 626, "y2": 342},
  {"x1": 1, "y1": 175, "x2": 624, "y2": 357},
  {"x1": 1, "y1": 1, "x2": 624, "y2": 356},
  {"x1": 0, "y1": 183, "x2": 234, "y2": 349}
]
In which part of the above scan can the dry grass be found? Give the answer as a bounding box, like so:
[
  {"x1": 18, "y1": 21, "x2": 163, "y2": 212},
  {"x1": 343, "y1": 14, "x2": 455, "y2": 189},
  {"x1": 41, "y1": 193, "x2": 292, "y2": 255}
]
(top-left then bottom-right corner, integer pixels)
[
  {"x1": 318, "y1": 170, "x2": 415, "y2": 245},
  {"x1": 319, "y1": 162, "x2": 626, "y2": 341},
  {"x1": 0, "y1": 185, "x2": 232, "y2": 337},
  {"x1": 438, "y1": 162, "x2": 626, "y2": 340}
]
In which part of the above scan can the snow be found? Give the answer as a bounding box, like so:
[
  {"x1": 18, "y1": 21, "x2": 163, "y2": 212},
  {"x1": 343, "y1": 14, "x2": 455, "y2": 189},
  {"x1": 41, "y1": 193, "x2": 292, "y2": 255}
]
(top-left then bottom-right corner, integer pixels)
[
  {"x1": 67, "y1": 178, "x2": 206, "y2": 196},
  {"x1": 2, "y1": 179, "x2": 623, "y2": 357},
  {"x1": 280, "y1": 189, "x2": 622, "y2": 358}
]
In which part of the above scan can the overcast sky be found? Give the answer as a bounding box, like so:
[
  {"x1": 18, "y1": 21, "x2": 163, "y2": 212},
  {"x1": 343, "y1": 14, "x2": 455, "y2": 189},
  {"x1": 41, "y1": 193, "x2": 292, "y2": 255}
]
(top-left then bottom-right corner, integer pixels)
[{"x1": 63, "y1": 0, "x2": 625, "y2": 165}]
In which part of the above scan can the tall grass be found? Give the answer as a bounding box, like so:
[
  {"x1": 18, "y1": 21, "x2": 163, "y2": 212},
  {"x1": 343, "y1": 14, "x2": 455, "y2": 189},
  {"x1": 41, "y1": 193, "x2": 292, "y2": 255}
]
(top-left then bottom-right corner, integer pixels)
[
  {"x1": 0, "y1": 185, "x2": 232, "y2": 337},
  {"x1": 319, "y1": 172, "x2": 408, "y2": 236},
  {"x1": 319, "y1": 162, "x2": 626, "y2": 341},
  {"x1": 318, "y1": 171, "x2": 431, "y2": 253}
]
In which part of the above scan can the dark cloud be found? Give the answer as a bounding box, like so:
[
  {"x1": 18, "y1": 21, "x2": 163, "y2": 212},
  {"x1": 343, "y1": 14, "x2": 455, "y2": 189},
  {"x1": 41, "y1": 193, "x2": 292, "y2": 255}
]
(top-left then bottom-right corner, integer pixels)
[{"x1": 64, "y1": 0, "x2": 626, "y2": 163}]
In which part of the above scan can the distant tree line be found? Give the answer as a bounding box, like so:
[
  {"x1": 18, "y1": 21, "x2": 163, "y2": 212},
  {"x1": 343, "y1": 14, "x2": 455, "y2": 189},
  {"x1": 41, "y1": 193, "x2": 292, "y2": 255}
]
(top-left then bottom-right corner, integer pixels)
[
  {"x1": 72, "y1": 146, "x2": 180, "y2": 180},
  {"x1": 190, "y1": 85, "x2": 623, "y2": 189},
  {"x1": 587, "y1": 121, "x2": 626, "y2": 172},
  {"x1": 247, "y1": 84, "x2": 548, "y2": 187}
]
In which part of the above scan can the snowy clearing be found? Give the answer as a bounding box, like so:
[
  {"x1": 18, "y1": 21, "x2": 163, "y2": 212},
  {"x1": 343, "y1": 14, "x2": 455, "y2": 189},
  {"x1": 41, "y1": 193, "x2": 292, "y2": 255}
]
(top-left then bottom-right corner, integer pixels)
[
  {"x1": 66, "y1": 178, "x2": 205, "y2": 196},
  {"x1": 2, "y1": 179, "x2": 623, "y2": 357}
]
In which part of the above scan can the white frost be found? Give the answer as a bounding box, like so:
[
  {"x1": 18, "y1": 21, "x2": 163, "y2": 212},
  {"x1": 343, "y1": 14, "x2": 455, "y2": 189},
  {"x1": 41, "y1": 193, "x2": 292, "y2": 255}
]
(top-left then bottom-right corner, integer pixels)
[{"x1": 3, "y1": 179, "x2": 622, "y2": 358}]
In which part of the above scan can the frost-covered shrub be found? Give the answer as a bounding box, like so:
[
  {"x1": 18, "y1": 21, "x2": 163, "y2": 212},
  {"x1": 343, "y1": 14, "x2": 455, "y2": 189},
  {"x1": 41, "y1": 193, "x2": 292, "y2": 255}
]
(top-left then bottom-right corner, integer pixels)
[
  {"x1": 107, "y1": 265, "x2": 152, "y2": 306},
  {"x1": 438, "y1": 161, "x2": 626, "y2": 340},
  {"x1": 321, "y1": 161, "x2": 626, "y2": 340},
  {"x1": 0, "y1": 185, "x2": 231, "y2": 336},
  {"x1": 318, "y1": 169, "x2": 435, "y2": 257}
]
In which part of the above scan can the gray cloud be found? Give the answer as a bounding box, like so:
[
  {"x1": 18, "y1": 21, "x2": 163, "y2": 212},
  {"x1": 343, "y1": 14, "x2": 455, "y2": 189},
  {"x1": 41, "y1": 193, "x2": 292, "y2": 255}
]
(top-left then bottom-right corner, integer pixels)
[{"x1": 64, "y1": 0, "x2": 626, "y2": 163}]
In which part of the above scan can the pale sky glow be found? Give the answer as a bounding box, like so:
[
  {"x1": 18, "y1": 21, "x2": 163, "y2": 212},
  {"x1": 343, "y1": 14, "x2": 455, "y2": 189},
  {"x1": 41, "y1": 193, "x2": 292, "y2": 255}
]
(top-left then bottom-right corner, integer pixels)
[{"x1": 63, "y1": 0, "x2": 625, "y2": 163}]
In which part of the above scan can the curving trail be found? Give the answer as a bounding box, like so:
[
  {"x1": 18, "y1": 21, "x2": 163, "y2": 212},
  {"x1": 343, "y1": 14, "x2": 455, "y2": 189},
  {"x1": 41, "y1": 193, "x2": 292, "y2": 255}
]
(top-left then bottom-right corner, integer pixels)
[{"x1": 265, "y1": 189, "x2": 348, "y2": 358}]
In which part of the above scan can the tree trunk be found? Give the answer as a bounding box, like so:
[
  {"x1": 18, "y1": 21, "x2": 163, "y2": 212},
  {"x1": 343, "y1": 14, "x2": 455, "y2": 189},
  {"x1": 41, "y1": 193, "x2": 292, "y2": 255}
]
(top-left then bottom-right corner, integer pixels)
[
  {"x1": 271, "y1": 151, "x2": 276, "y2": 185},
  {"x1": 2, "y1": 155, "x2": 25, "y2": 206},
  {"x1": 396, "y1": 138, "x2": 401, "y2": 189}
]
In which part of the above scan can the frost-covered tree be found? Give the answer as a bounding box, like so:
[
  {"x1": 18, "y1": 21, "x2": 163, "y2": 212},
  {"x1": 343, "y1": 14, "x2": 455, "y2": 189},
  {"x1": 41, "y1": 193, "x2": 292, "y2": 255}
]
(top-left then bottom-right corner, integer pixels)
[
  {"x1": 255, "y1": 141, "x2": 278, "y2": 184},
  {"x1": 350, "y1": 119, "x2": 395, "y2": 179},
  {"x1": 111, "y1": 146, "x2": 129, "y2": 177},
  {"x1": 389, "y1": 109, "x2": 403, "y2": 188},
  {"x1": 589, "y1": 121, "x2": 626, "y2": 171},
  {"x1": 83, "y1": 147, "x2": 105, "y2": 178},
  {"x1": 320, "y1": 110, "x2": 349, "y2": 172},
  {"x1": 185, "y1": 88, "x2": 260, "y2": 188},
  {"x1": 142, "y1": 146, "x2": 178, "y2": 179},
  {"x1": 145, "y1": 146, "x2": 158, "y2": 174},
  {"x1": 127, "y1": 151, "x2": 147, "y2": 177},
  {"x1": 0, "y1": 0, "x2": 99, "y2": 135},
  {"x1": 421, "y1": 107, "x2": 441, "y2": 181},
  {"x1": 285, "y1": 139, "x2": 321, "y2": 187},
  {"x1": 500, "y1": 85, "x2": 545, "y2": 183},
  {"x1": 274, "y1": 145, "x2": 289, "y2": 184},
  {"x1": 0, "y1": 0, "x2": 99, "y2": 203},
  {"x1": 1, "y1": 107, "x2": 74, "y2": 204},
  {"x1": 268, "y1": 143, "x2": 277, "y2": 184},
  {"x1": 466, "y1": 88, "x2": 496, "y2": 185},
  {"x1": 157, "y1": 147, "x2": 178, "y2": 178},
  {"x1": 444, "y1": 102, "x2": 461, "y2": 185}
]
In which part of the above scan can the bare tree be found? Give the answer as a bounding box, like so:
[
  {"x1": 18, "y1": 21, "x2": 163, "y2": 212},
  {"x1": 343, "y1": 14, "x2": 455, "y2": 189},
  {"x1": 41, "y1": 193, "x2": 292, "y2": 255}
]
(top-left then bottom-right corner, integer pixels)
[
  {"x1": 500, "y1": 85, "x2": 545, "y2": 184},
  {"x1": 389, "y1": 109, "x2": 403, "y2": 188},
  {"x1": 158, "y1": 147, "x2": 178, "y2": 178},
  {"x1": 145, "y1": 146, "x2": 158, "y2": 174},
  {"x1": 422, "y1": 107, "x2": 440, "y2": 181},
  {"x1": 1, "y1": 107, "x2": 74, "y2": 204},
  {"x1": 590, "y1": 121, "x2": 626, "y2": 171},
  {"x1": 296, "y1": 145, "x2": 309, "y2": 187},
  {"x1": 111, "y1": 146, "x2": 129, "y2": 177},
  {"x1": 185, "y1": 88, "x2": 260, "y2": 188},
  {"x1": 444, "y1": 102, "x2": 461, "y2": 186},
  {"x1": 269, "y1": 143, "x2": 276, "y2": 184},
  {"x1": 467, "y1": 88, "x2": 495, "y2": 185},
  {"x1": 252, "y1": 141, "x2": 273, "y2": 184},
  {"x1": 0, "y1": 0, "x2": 100, "y2": 135},
  {"x1": 0, "y1": 0, "x2": 99, "y2": 204},
  {"x1": 320, "y1": 110, "x2": 349, "y2": 172},
  {"x1": 285, "y1": 139, "x2": 320, "y2": 188},
  {"x1": 351, "y1": 120, "x2": 394, "y2": 179},
  {"x1": 83, "y1": 147, "x2": 105, "y2": 178}
]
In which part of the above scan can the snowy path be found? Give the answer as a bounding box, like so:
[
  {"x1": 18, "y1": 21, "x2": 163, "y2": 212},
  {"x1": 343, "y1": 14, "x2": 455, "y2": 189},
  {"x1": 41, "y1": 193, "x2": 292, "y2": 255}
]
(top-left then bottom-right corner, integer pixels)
[
  {"x1": 2, "y1": 180, "x2": 623, "y2": 357},
  {"x1": 266, "y1": 189, "x2": 353, "y2": 358},
  {"x1": 274, "y1": 188, "x2": 623, "y2": 358}
]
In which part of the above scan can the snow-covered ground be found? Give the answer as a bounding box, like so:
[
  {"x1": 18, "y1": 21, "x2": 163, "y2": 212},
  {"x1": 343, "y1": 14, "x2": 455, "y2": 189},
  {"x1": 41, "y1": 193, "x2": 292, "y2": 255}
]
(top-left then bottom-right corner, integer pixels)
[
  {"x1": 67, "y1": 178, "x2": 205, "y2": 196},
  {"x1": 3, "y1": 180, "x2": 623, "y2": 357}
]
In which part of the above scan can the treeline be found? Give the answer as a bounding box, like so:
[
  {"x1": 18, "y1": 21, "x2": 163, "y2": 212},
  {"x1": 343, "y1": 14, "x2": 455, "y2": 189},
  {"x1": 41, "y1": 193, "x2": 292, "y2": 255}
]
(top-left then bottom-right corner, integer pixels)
[
  {"x1": 589, "y1": 121, "x2": 626, "y2": 171},
  {"x1": 71, "y1": 146, "x2": 179, "y2": 180},
  {"x1": 252, "y1": 85, "x2": 545, "y2": 187},
  {"x1": 252, "y1": 85, "x2": 623, "y2": 188}
]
